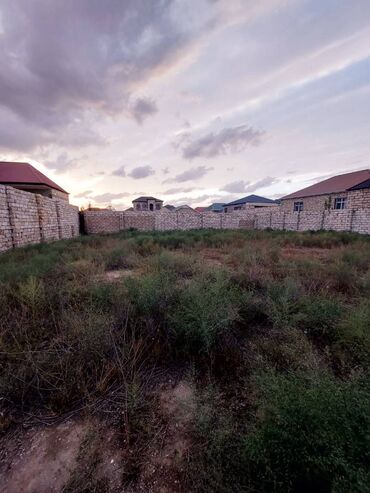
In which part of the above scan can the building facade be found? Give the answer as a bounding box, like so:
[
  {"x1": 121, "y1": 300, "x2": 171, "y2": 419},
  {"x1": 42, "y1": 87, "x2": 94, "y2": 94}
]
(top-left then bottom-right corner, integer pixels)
[
  {"x1": 132, "y1": 196, "x2": 163, "y2": 211},
  {"x1": 280, "y1": 170, "x2": 370, "y2": 212}
]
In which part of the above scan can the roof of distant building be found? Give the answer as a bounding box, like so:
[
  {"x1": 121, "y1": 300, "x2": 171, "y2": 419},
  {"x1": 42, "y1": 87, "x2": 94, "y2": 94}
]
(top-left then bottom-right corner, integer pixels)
[
  {"x1": 206, "y1": 202, "x2": 225, "y2": 212},
  {"x1": 175, "y1": 204, "x2": 194, "y2": 211},
  {"x1": 0, "y1": 161, "x2": 68, "y2": 194},
  {"x1": 194, "y1": 206, "x2": 207, "y2": 212},
  {"x1": 224, "y1": 194, "x2": 276, "y2": 207},
  {"x1": 281, "y1": 169, "x2": 370, "y2": 200},
  {"x1": 163, "y1": 204, "x2": 176, "y2": 210},
  {"x1": 132, "y1": 196, "x2": 163, "y2": 202}
]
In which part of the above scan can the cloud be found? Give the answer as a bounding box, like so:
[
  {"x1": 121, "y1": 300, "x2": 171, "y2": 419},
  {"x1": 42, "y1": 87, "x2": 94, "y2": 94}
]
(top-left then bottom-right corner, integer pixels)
[
  {"x1": 128, "y1": 165, "x2": 155, "y2": 179},
  {"x1": 223, "y1": 176, "x2": 278, "y2": 194},
  {"x1": 222, "y1": 180, "x2": 251, "y2": 193},
  {"x1": 45, "y1": 152, "x2": 80, "y2": 174},
  {"x1": 0, "y1": 0, "x2": 219, "y2": 151},
  {"x1": 162, "y1": 167, "x2": 170, "y2": 175},
  {"x1": 92, "y1": 192, "x2": 131, "y2": 202},
  {"x1": 112, "y1": 166, "x2": 126, "y2": 177},
  {"x1": 74, "y1": 190, "x2": 93, "y2": 198},
  {"x1": 129, "y1": 97, "x2": 158, "y2": 125},
  {"x1": 166, "y1": 165, "x2": 213, "y2": 183},
  {"x1": 163, "y1": 186, "x2": 200, "y2": 194},
  {"x1": 180, "y1": 125, "x2": 265, "y2": 159},
  {"x1": 244, "y1": 176, "x2": 278, "y2": 192}
]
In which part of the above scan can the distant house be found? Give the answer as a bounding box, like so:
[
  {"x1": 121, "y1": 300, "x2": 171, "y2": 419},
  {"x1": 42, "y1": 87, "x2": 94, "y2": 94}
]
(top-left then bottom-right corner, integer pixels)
[
  {"x1": 0, "y1": 161, "x2": 69, "y2": 202},
  {"x1": 163, "y1": 204, "x2": 176, "y2": 211},
  {"x1": 132, "y1": 196, "x2": 163, "y2": 211},
  {"x1": 175, "y1": 205, "x2": 194, "y2": 211},
  {"x1": 280, "y1": 169, "x2": 370, "y2": 212},
  {"x1": 194, "y1": 206, "x2": 207, "y2": 212},
  {"x1": 206, "y1": 203, "x2": 225, "y2": 213},
  {"x1": 223, "y1": 194, "x2": 278, "y2": 213}
]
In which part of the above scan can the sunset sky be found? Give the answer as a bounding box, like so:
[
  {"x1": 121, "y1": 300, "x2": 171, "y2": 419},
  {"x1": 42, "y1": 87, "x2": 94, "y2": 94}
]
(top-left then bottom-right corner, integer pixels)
[{"x1": 1, "y1": 0, "x2": 370, "y2": 209}]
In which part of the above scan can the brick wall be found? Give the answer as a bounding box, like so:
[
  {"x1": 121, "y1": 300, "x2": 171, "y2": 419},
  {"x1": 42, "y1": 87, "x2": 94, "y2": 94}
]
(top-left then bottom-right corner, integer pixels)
[{"x1": 0, "y1": 185, "x2": 79, "y2": 253}]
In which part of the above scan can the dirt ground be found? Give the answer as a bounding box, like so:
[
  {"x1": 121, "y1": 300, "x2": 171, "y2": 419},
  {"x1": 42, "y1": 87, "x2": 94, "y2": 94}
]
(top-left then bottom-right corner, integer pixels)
[{"x1": 0, "y1": 380, "x2": 194, "y2": 493}]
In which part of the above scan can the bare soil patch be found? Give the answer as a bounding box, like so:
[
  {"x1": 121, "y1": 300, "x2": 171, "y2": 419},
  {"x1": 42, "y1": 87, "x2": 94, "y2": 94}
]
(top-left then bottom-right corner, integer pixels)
[
  {"x1": 135, "y1": 380, "x2": 195, "y2": 493},
  {"x1": 0, "y1": 420, "x2": 88, "y2": 493},
  {"x1": 95, "y1": 268, "x2": 139, "y2": 283},
  {"x1": 281, "y1": 246, "x2": 333, "y2": 261}
]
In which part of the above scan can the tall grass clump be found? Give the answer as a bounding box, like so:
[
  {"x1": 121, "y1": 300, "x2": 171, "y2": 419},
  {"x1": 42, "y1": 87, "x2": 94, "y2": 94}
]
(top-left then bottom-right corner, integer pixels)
[{"x1": 169, "y1": 271, "x2": 242, "y2": 355}]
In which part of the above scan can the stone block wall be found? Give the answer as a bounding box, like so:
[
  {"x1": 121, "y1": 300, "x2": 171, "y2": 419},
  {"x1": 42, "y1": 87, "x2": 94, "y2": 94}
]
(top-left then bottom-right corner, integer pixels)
[
  {"x1": 83, "y1": 206, "x2": 370, "y2": 236},
  {"x1": 0, "y1": 186, "x2": 13, "y2": 251},
  {"x1": 0, "y1": 185, "x2": 79, "y2": 253}
]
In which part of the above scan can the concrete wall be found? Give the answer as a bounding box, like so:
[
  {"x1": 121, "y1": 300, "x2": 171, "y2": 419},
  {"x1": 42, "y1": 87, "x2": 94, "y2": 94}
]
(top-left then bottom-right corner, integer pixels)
[
  {"x1": 0, "y1": 185, "x2": 79, "y2": 253},
  {"x1": 83, "y1": 206, "x2": 370, "y2": 236}
]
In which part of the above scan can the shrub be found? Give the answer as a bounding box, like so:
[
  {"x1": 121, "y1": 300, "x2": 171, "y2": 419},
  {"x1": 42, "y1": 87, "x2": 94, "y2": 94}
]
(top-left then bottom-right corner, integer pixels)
[
  {"x1": 295, "y1": 295, "x2": 344, "y2": 339},
  {"x1": 169, "y1": 272, "x2": 242, "y2": 354},
  {"x1": 124, "y1": 270, "x2": 178, "y2": 321},
  {"x1": 252, "y1": 328, "x2": 320, "y2": 372},
  {"x1": 333, "y1": 302, "x2": 370, "y2": 370},
  {"x1": 104, "y1": 240, "x2": 140, "y2": 270},
  {"x1": 266, "y1": 278, "x2": 302, "y2": 329},
  {"x1": 147, "y1": 250, "x2": 198, "y2": 278},
  {"x1": 244, "y1": 372, "x2": 370, "y2": 493}
]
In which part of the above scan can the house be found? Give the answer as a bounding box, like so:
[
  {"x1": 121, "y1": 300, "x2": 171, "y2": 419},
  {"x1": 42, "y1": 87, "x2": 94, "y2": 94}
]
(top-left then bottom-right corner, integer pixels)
[
  {"x1": 280, "y1": 169, "x2": 370, "y2": 212},
  {"x1": 132, "y1": 196, "x2": 163, "y2": 211},
  {"x1": 206, "y1": 203, "x2": 225, "y2": 213},
  {"x1": 194, "y1": 206, "x2": 207, "y2": 212},
  {"x1": 223, "y1": 194, "x2": 278, "y2": 213},
  {"x1": 163, "y1": 204, "x2": 176, "y2": 211},
  {"x1": 0, "y1": 161, "x2": 69, "y2": 202}
]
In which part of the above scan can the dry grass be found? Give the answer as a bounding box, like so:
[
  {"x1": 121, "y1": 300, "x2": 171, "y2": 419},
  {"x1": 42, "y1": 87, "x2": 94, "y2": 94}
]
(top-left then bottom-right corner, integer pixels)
[{"x1": 0, "y1": 228, "x2": 369, "y2": 492}]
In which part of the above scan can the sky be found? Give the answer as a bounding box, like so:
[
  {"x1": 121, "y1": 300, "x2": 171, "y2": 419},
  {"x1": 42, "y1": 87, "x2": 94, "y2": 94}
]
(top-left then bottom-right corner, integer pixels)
[{"x1": 0, "y1": 0, "x2": 370, "y2": 210}]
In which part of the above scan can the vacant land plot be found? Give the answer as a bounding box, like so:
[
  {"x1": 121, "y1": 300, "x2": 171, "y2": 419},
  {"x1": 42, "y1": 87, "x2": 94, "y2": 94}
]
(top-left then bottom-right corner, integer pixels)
[{"x1": 0, "y1": 229, "x2": 369, "y2": 492}]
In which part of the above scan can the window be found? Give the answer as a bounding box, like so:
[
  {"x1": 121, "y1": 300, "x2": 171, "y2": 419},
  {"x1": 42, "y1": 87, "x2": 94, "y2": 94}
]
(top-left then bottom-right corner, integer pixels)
[
  {"x1": 334, "y1": 197, "x2": 347, "y2": 210},
  {"x1": 234, "y1": 206, "x2": 242, "y2": 211},
  {"x1": 224, "y1": 207, "x2": 228, "y2": 213},
  {"x1": 149, "y1": 203, "x2": 154, "y2": 211},
  {"x1": 294, "y1": 201, "x2": 304, "y2": 212}
]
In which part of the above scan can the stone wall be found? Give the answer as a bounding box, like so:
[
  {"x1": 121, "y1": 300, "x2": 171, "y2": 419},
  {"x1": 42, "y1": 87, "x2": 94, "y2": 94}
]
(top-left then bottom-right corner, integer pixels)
[
  {"x1": 0, "y1": 185, "x2": 79, "y2": 253},
  {"x1": 83, "y1": 206, "x2": 370, "y2": 236}
]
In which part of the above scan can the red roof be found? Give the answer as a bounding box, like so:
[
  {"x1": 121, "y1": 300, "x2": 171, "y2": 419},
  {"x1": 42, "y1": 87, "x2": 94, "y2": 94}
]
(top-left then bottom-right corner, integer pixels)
[
  {"x1": 0, "y1": 161, "x2": 68, "y2": 194},
  {"x1": 282, "y1": 169, "x2": 370, "y2": 200}
]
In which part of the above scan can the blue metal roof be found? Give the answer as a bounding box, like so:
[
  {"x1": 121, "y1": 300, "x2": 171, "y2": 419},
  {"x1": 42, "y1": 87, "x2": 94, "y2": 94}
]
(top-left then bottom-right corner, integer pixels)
[
  {"x1": 224, "y1": 194, "x2": 277, "y2": 207},
  {"x1": 206, "y1": 202, "x2": 225, "y2": 212}
]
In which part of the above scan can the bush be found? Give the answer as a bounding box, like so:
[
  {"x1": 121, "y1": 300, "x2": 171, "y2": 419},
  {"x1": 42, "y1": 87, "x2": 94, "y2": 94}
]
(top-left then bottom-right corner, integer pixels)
[
  {"x1": 266, "y1": 278, "x2": 301, "y2": 329},
  {"x1": 244, "y1": 372, "x2": 370, "y2": 492},
  {"x1": 295, "y1": 295, "x2": 344, "y2": 339},
  {"x1": 333, "y1": 302, "x2": 370, "y2": 370},
  {"x1": 169, "y1": 272, "x2": 242, "y2": 354},
  {"x1": 186, "y1": 374, "x2": 370, "y2": 493},
  {"x1": 124, "y1": 270, "x2": 179, "y2": 321}
]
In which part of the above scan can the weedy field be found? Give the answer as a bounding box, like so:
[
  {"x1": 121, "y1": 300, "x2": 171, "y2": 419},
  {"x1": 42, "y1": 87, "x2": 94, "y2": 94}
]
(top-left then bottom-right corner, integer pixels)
[{"x1": 0, "y1": 229, "x2": 369, "y2": 493}]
